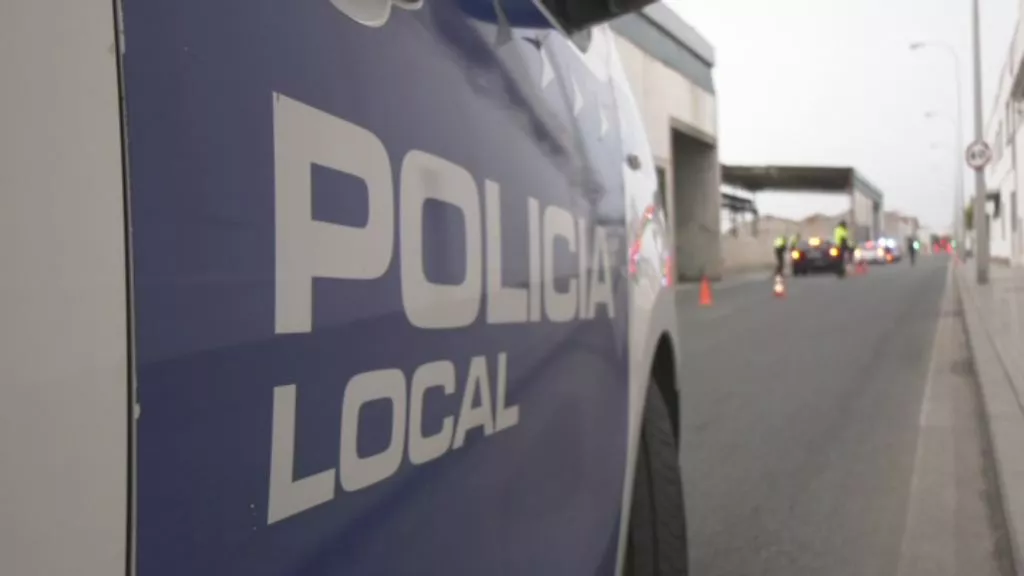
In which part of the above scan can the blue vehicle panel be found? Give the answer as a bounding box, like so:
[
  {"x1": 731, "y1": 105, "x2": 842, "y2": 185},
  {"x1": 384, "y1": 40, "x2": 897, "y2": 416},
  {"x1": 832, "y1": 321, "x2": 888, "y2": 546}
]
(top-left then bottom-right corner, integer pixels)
[{"x1": 122, "y1": 1, "x2": 631, "y2": 574}]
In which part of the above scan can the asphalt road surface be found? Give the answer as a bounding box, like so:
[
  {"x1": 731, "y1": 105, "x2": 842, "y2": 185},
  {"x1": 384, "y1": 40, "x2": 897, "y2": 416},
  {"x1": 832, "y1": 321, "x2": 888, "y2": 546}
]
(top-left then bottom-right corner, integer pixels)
[{"x1": 677, "y1": 256, "x2": 1013, "y2": 576}]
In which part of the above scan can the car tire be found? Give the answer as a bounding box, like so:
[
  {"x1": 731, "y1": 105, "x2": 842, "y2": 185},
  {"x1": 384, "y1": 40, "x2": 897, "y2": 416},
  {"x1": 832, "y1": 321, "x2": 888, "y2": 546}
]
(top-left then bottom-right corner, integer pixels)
[{"x1": 624, "y1": 378, "x2": 689, "y2": 576}]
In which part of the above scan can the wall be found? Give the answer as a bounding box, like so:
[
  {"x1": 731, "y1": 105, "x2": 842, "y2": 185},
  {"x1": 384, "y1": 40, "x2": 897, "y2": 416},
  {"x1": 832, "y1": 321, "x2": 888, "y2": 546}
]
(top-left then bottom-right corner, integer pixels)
[
  {"x1": 672, "y1": 131, "x2": 722, "y2": 279},
  {"x1": 720, "y1": 216, "x2": 799, "y2": 272},
  {"x1": 613, "y1": 36, "x2": 717, "y2": 165},
  {"x1": 720, "y1": 214, "x2": 851, "y2": 272},
  {"x1": 985, "y1": 21, "x2": 1024, "y2": 265},
  {"x1": 613, "y1": 30, "x2": 721, "y2": 280},
  {"x1": 882, "y1": 212, "x2": 917, "y2": 240},
  {"x1": 799, "y1": 214, "x2": 842, "y2": 240},
  {"x1": 850, "y1": 186, "x2": 878, "y2": 241}
]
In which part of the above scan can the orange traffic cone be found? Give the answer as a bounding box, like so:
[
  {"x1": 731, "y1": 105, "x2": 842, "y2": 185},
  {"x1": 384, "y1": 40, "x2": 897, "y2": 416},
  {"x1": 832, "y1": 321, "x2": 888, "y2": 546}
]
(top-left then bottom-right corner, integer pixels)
[
  {"x1": 773, "y1": 274, "x2": 787, "y2": 298},
  {"x1": 699, "y1": 276, "x2": 714, "y2": 307}
]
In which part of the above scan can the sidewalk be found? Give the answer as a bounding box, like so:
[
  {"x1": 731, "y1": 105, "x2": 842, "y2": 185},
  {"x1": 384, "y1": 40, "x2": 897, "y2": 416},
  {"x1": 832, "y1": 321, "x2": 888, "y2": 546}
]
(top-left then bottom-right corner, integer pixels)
[{"x1": 956, "y1": 261, "x2": 1024, "y2": 573}]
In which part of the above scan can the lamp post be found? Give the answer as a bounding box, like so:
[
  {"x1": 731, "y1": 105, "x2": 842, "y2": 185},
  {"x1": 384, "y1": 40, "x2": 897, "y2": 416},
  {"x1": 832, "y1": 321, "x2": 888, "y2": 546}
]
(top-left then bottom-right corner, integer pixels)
[
  {"x1": 911, "y1": 41, "x2": 967, "y2": 262},
  {"x1": 969, "y1": 0, "x2": 989, "y2": 284}
]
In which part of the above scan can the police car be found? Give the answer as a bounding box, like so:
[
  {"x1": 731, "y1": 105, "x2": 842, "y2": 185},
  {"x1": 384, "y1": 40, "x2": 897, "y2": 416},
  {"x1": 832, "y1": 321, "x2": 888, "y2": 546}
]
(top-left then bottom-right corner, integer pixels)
[
  {"x1": 854, "y1": 240, "x2": 888, "y2": 265},
  {"x1": 854, "y1": 238, "x2": 900, "y2": 265},
  {"x1": 790, "y1": 237, "x2": 844, "y2": 276},
  {"x1": 1, "y1": 0, "x2": 689, "y2": 575}
]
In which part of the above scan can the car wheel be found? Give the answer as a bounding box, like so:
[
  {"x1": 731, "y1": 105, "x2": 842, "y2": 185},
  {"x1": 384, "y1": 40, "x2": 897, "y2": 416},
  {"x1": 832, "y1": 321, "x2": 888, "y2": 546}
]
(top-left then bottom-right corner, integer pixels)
[{"x1": 624, "y1": 378, "x2": 689, "y2": 576}]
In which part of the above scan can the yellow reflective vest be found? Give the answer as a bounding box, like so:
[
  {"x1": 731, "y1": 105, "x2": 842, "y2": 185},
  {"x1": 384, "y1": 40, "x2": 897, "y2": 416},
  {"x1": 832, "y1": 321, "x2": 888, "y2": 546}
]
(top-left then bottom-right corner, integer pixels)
[
  {"x1": 774, "y1": 236, "x2": 786, "y2": 249},
  {"x1": 833, "y1": 226, "x2": 849, "y2": 247}
]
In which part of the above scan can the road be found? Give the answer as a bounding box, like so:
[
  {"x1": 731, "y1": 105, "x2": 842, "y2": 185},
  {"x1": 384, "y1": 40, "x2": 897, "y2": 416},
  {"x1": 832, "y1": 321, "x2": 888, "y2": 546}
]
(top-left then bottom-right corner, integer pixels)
[{"x1": 677, "y1": 256, "x2": 1013, "y2": 576}]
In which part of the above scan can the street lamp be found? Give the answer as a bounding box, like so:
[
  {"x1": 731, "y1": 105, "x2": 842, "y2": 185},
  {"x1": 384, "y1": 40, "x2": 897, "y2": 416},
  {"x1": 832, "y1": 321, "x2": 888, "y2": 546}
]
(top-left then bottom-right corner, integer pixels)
[
  {"x1": 911, "y1": 41, "x2": 966, "y2": 262},
  {"x1": 969, "y1": 0, "x2": 990, "y2": 283}
]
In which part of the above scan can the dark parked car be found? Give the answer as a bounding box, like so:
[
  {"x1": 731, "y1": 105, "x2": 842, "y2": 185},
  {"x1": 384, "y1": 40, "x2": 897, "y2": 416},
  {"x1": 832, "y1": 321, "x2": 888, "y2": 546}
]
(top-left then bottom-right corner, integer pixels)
[{"x1": 791, "y1": 237, "x2": 844, "y2": 276}]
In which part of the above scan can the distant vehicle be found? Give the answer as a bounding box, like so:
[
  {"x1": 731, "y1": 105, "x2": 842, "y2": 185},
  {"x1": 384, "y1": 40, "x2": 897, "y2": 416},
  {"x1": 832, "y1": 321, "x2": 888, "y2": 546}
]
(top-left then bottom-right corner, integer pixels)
[
  {"x1": 857, "y1": 238, "x2": 901, "y2": 264},
  {"x1": 935, "y1": 235, "x2": 954, "y2": 254},
  {"x1": 791, "y1": 237, "x2": 844, "y2": 275},
  {"x1": 854, "y1": 239, "x2": 901, "y2": 264},
  {"x1": 880, "y1": 237, "x2": 903, "y2": 262},
  {"x1": 931, "y1": 234, "x2": 955, "y2": 254}
]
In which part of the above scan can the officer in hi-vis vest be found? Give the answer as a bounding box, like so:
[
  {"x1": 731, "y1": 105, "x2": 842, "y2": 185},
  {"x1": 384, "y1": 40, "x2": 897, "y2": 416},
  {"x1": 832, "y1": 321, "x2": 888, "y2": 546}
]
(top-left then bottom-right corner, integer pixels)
[
  {"x1": 833, "y1": 220, "x2": 851, "y2": 276},
  {"x1": 773, "y1": 234, "x2": 787, "y2": 276}
]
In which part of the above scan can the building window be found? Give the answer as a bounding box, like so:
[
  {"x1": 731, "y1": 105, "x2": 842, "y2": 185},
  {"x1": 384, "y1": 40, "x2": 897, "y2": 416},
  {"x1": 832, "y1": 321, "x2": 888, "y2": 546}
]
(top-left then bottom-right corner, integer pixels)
[
  {"x1": 989, "y1": 192, "x2": 1004, "y2": 239},
  {"x1": 655, "y1": 165, "x2": 667, "y2": 213},
  {"x1": 1013, "y1": 191, "x2": 1019, "y2": 233}
]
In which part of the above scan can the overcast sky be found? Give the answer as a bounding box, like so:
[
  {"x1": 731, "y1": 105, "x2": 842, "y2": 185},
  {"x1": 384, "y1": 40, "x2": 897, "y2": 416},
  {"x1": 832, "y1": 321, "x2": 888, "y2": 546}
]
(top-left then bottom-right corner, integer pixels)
[{"x1": 666, "y1": 0, "x2": 1019, "y2": 232}]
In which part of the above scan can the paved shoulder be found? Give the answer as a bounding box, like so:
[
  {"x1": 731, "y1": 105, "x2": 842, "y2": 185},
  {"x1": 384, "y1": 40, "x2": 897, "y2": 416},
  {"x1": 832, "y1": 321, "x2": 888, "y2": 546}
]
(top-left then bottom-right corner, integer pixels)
[
  {"x1": 679, "y1": 258, "x2": 1005, "y2": 575},
  {"x1": 898, "y1": 264, "x2": 1013, "y2": 575},
  {"x1": 959, "y1": 263, "x2": 1024, "y2": 574}
]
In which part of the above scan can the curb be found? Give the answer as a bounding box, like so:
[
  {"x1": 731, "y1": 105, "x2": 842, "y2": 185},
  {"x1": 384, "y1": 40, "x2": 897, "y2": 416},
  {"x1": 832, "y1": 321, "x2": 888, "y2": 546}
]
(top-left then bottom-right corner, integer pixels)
[{"x1": 956, "y1": 266, "x2": 1024, "y2": 575}]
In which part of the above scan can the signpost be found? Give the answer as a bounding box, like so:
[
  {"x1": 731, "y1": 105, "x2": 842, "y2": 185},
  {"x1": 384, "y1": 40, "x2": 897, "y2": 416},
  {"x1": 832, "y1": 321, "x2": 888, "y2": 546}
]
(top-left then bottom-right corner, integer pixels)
[
  {"x1": 970, "y1": 0, "x2": 990, "y2": 284},
  {"x1": 965, "y1": 140, "x2": 992, "y2": 170}
]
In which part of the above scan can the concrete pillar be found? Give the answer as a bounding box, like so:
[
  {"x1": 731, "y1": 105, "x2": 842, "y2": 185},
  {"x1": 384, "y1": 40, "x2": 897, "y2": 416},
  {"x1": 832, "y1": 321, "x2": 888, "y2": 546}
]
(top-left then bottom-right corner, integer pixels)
[
  {"x1": 847, "y1": 184, "x2": 856, "y2": 240},
  {"x1": 872, "y1": 202, "x2": 881, "y2": 240},
  {"x1": 671, "y1": 130, "x2": 722, "y2": 281}
]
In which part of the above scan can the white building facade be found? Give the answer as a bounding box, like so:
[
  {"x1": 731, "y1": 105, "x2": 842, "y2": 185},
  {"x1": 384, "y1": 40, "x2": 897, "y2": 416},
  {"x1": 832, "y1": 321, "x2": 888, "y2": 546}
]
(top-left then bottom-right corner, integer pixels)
[{"x1": 982, "y1": 20, "x2": 1024, "y2": 266}]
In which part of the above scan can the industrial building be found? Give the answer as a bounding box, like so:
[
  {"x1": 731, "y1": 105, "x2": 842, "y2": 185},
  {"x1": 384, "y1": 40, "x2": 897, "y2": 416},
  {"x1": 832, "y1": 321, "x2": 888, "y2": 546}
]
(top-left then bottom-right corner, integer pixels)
[
  {"x1": 610, "y1": 5, "x2": 722, "y2": 280},
  {"x1": 611, "y1": 8, "x2": 904, "y2": 277},
  {"x1": 717, "y1": 165, "x2": 887, "y2": 272},
  {"x1": 982, "y1": 21, "x2": 1024, "y2": 266}
]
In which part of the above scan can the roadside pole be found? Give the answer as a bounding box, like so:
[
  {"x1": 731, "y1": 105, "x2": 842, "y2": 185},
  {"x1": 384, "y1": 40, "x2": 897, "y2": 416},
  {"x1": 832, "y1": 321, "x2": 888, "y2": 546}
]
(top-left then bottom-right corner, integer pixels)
[{"x1": 970, "y1": 0, "x2": 990, "y2": 284}]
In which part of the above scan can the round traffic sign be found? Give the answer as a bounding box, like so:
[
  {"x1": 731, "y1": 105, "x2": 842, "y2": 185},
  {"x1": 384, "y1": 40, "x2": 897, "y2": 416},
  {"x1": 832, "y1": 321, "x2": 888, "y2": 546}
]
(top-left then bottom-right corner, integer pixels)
[{"x1": 965, "y1": 140, "x2": 992, "y2": 170}]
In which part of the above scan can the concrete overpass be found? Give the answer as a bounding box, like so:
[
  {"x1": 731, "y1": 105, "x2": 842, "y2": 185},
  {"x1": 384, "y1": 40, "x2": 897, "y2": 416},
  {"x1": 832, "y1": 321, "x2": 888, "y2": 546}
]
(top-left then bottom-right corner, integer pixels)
[{"x1": 721, "y1": 165, "x2": 886, "y2": 243}]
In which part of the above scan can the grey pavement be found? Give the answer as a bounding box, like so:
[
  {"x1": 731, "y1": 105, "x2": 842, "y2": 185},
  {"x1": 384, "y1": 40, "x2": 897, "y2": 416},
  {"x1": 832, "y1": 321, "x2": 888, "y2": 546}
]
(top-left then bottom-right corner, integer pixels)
[
  {"x1": 677, "y1": 256, "x2": 1012, "y2": 576},
  {"x1": 959, "y1": 261, "x2": 1024, "y2": 574}
]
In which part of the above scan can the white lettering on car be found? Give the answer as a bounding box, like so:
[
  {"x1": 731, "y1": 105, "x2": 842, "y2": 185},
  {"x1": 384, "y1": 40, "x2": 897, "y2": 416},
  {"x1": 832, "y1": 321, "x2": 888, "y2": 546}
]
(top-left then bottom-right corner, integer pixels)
[
  {"x1": 400, "y1": 150, "x2": 483, "y2": 329},
  {"x1": 273, "y1": 92, "x2": 393, "y2": 335},
  {"x1": 265, "y1": 92, "x2": 615, "y2": 524}
]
